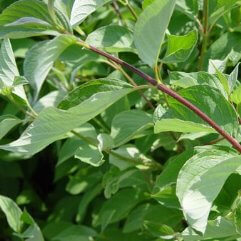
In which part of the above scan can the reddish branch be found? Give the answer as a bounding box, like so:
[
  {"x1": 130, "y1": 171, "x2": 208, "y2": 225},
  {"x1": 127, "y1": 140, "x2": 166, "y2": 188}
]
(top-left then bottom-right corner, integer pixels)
[{"x1": 79, "y1": 42, "x2": 241, "y2": 153}]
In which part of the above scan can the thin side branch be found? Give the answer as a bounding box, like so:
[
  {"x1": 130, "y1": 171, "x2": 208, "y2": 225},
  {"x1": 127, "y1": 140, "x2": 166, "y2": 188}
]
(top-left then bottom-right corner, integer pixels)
[{"x1": 77, "y1": 40, "x2": 241, "y2": 154}]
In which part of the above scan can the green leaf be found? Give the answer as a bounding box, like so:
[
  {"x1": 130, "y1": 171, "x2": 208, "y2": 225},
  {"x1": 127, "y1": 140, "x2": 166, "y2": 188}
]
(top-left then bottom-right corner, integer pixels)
[
  {"x1": 58, "y1": 79, "x2": 131, "y2": 110},
  {"x1": 102, "y1": 167, "x2": 123, "y2": 199},
  {"x1": 76, "y1": 184, "x2": 102, "y2": 222},
  {"x1": 24, "y1": 35, "x2": 77, "y2": 97},
  {"x1": 176, "y1": 147, "x2": 241, "y2": 233},
  {"x1": 110, "y1": 145, "x2": 154, "y2": 170},
  {"x1": 102, "y1": 167, "x2": 150, "y2": 199},
  {"x1": 134, "y1": 0, "x2": 176, "y2": 67},
  {"x1": 154, "y1": 119, "x2": 215, "y2": 134},
  {"x1": 211, "y1": 61, "x2": 230, "y2": 95},
  {"x1": 231, "y1": 85, "x2": 241, "y2": 105},
  {"x1": 175, "y1": 0, "x2": 199, "y2": 21},
  {"x1": 52, "y1": 0, "x2": 75, "y2": 19},
  {"x1": 178, "y1": 132, "x2": 209, "y2": 141},
  {"x1": 0, "y1": 195, "x2": 23, "y2": 232},
  {"x1": 152, "y1": 150, "x2": 194, "y2": 209},
  {"x1": 228, "y1": 63, "x2": 240, "y2": 91},
  {"x1": 21, "y1": 224, "x2": 44, "y2": 241},
  {"x1": 58, "y1": 138, "x2": 82, "y2": 164},
  {"x1": 70, "y1": 0, "x2": 111, "y2": 27},
  {"x1": 155, "y1": 85, "x2": 238, "y2": 136},
  {"x1": 142, "y1": 0, "x2": 155, "y2": 9},
  {"x1": 169, "y1": 71, "x2": 227, "y2": 98},
  {"x1": 0, "y1": 38, "x2": 27, "y2": 102},
  {"x1": 233, "y1": 191, "x2": 241, "y2": 233},
  {"x1": 111, "y1": 110, "x2": 153, "y2": 147},
  {"x1": 0, "y1": 0, "x2": 59, "y2": 38},
  {"x1": 33, "y1": 90, "x2": 66, "y2": 113},
  {"x1": 205, "y1": 32, "x2": 241, "y2": 67},
  {"x1": 0, "y1": 39, "x2": 19, "y2": 88},
  {"x1": 75, "y1": 142, "x2": 104, "y2": 167},
  {"x1": 20, "y1": 210, "x2": 44, "y2": 241},
  {"x1": 209, "y1": 0, "x2": 241, "y2": 27},
  {"x1": 59, "y1": 45, "x2": 101, "y2": 64},
  {"x1": 86, "y1": 25, "x2": 135, "y2": 53},
  {"x1": 238, "y1": 104, "x2": 241, "y2": 118},
  {"x1": 182, "y1": 216, "x2": 239, "y2": 241},
  {"x1": 124, "y1": 204, "x2": 182, "y2": 233},
  {"x1": 144, "y1": 222, "x2": 175, "y2": 238},
  {"x1": 0, "y1": 115, "x2": 21, "y2": 139},
  {"x1": 0, "y1": 87, "x2": 134, "y2": 156},
  {"x1": 94, "y1": 188, "x2": 145, "y2": 231},
  {"x1": 11, "y1": 38, "x2": 36, "y2": 58},
  {"x1": 153, "y1": 150, "x2": 194, "y2": 192},
  {"x1": 65, "y1": 168, "x2": 101, "y2": 195},
  {"x1": 0, "y1": 198, "x2": 44, "y2": 240},
  {"x1": 43, "y1": 222, "x2": 96, "y2": 241},
  {"x1": 163, "y1": 30, "x2": 198, "y2": 63},
  {"x1": 97, "y1": 133, "x2": 114, "y2": 152},
  {"x1": 13, "y1": 76, "x2": 29, "y2": 87},
  {"x1": 57, "y1": 123, "x2": 97, "y2": 165}
]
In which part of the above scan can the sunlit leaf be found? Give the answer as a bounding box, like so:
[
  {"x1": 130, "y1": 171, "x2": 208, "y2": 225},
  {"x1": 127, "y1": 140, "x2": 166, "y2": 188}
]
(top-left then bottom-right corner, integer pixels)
[{"x1": 134, "y1": 0, "x2": 176, "y2": 67}]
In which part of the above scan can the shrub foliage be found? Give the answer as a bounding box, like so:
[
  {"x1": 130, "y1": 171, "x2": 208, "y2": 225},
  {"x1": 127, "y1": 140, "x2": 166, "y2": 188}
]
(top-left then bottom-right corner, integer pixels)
[{"x1": 0, "y1": 0, "x2": 241, "y2": 240}]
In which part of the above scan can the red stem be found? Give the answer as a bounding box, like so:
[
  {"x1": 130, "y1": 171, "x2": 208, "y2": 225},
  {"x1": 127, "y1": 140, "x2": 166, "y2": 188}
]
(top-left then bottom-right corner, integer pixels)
[{"x1": 88, "y1": 45, "x2": 241, "y2": 153}]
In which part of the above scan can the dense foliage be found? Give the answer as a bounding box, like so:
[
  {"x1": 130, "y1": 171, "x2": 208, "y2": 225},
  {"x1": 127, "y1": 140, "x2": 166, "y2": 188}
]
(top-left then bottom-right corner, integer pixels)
[{"x1": 0, "y1": 0, "x2": 241, "y2": 240}]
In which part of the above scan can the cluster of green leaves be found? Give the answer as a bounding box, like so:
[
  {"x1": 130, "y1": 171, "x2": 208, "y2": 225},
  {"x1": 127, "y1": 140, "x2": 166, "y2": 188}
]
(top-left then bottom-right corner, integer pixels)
[{"x1": 0, "y1": 0, "x2": 241, "y2": 240}]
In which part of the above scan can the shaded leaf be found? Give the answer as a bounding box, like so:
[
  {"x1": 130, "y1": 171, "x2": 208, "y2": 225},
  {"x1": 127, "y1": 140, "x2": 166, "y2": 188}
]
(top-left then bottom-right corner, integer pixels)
[
  {"x1": 76, "y1": 184, "x2": 102, "y2": 222},
  {"x1": 0, "y1": 115, "x2": 21, "y2": 139},
  {"x1": 209, "y1": 0, "x2": 241, "y2": 27},
  {"x1": 43, "y1": 222, "x2": 96, "y2": 241},
  {"x1": 205, "y1": 32, "x2": 241, "y2": 67},
  {"x1": 124, "y1": 203, "x2": 182, "y2": 233},
  {"x1": 153, "y1": 150, "x2": 194, "y2": 192},
  {"x1": 182, "y1": 216, "x2": 239, "y2": 241},
  {"x1": 94, "y1": 188, "x2": 145, "y2": 231},
  {"x1": 111, "y1": 110, "x2": 153, "y2": 147},
  {"x1": 152, "y1": 150, "x2": 194, "y2": 209}
]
